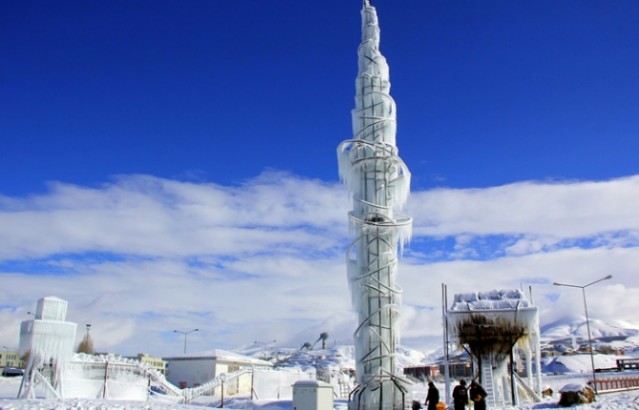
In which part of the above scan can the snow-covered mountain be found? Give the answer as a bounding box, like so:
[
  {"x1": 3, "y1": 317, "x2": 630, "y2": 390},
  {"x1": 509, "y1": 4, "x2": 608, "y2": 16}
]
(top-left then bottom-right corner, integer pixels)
[
  {"x1": 541, "y1": 315, "x2": 639, "y2": 343},
  {"x1": 232, "y1": 343, "x2": 429, "y2": 371},
  {"x1": 229, "y1": 316, "x2": 639, "y2": 374}
]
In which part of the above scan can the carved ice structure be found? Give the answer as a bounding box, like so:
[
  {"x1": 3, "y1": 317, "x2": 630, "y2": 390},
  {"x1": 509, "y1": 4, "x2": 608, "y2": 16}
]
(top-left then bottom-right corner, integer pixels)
[
  {"x1": 18, "y1": 296, "x2": 77, "y2": 398},
  {"x1": 446, "y1": 289, "x2": 542, "y2": 407},
  {"x1": 337, "y1": 1, "x2": 412, "y2": 408},
  {"x1": 63, "y1": 353, "x2": 178, "y2": 401},
  {"x1": 17, "y1": 296, "x2": 165, "y2": 401}
]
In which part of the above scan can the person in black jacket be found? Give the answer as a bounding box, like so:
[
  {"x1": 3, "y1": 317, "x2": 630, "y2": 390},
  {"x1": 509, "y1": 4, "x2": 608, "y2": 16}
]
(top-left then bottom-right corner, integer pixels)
[
  {"x1": 424, "y1": 381, "x2": 439, "y2": 410},
  {"x1": 469, "y1": 380, "x2": 488, "y2": 410},
  {"x1": 452, "y1": 379, "x2": 468, "y2": 410}
]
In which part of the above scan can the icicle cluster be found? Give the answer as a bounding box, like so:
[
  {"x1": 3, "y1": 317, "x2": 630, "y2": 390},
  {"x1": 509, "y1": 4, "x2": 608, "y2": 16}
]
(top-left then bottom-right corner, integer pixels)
[{"x1": 447, "y1": 289, "x2": 539, "y2": 348}]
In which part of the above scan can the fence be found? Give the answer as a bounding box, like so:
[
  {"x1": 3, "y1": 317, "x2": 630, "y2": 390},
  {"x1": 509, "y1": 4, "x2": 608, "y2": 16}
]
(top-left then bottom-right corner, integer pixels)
[{"x1": 592, "y1": 376, "x2": 639, "y2": 393}]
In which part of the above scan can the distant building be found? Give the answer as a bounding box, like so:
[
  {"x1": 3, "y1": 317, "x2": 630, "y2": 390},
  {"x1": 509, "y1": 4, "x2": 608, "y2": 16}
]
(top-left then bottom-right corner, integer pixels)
[
  {"x1": 0, "y1": 349, "x2": 23, "y2": 369},
  {"x1": 442, "y1": 361, "x2": 473, "y2": 380},
  {"x1": 163, "y1": 349, "x2": 272, "y2": 390},
  {"x1": 431, "y1": 349, "x2": 474, "y2": 380},
  {"x1": 124, "y1": 354, "x2": 167, "y2": 375},
  {"x1": 403, "y1": 364, "x2": 440, "y2": 380}
]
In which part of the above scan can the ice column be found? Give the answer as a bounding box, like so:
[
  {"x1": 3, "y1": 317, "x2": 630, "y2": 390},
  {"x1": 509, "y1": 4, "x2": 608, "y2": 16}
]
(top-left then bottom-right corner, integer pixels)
[{"x1": 337, "y1": 1, "x2": 412, "y2": 409}]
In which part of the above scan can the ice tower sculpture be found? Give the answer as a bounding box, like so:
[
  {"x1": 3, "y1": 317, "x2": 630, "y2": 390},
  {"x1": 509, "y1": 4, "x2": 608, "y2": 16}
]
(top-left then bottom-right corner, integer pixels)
[
  {"x1": 18, "y1": 296, "x2": 77, "y2": 398},
  {"x1": 337, "y1": 1, "x2": 412, "y2": 409}
]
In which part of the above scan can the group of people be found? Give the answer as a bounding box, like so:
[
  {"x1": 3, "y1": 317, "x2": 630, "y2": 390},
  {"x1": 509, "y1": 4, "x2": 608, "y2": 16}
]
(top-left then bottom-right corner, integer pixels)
[
  {"x1": 416, "y1": 379, "x2": 487, "y2": 410},
  {"x1": 452, "y1": 379, "x2": 487, "y2": 410}
]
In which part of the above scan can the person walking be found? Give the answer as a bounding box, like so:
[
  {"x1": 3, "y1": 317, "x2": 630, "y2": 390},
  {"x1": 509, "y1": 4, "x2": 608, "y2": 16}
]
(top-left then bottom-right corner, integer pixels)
[
  {"x1": 424, "y1": 381, "x2": 440, "y2": 410},
  {"x1": 452, "y1": 379, "x2": 468, "y2": 410},
  {"x1": 469, "y1": 380, "x2": 488, "y2": 410}
]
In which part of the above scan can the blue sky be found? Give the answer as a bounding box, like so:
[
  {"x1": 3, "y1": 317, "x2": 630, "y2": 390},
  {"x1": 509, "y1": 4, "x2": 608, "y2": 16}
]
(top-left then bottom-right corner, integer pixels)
[{"x1": 1, "y1": 0, "x2": 639, "y2": 356}]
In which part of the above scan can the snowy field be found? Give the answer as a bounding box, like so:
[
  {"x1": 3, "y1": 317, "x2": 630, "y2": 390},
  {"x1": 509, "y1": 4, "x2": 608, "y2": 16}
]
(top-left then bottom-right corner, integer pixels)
[{"x1": 2, "y1": 374, "x2": 639, "y2": 410}]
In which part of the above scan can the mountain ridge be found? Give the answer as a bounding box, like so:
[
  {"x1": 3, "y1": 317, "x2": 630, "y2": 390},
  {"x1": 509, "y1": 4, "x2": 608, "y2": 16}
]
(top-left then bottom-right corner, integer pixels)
[{"x1": 541, "y1": 315, "x2": 639, "y2": 343}]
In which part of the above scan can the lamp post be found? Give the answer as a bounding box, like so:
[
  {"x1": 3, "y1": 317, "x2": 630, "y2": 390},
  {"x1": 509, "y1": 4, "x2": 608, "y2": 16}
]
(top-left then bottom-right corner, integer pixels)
[
  {"x1": 253, "y1": 340, "x2": 276, "y2": 348},
  {"x1": 174, "y1": 329, "x2": 199, "y2": 354},
  {"x1": 253, "y1": 340, "x2": 277, "y2": 360},
  {"x1": 553, "y1": 274, "x2": 612, "y2": 393}
]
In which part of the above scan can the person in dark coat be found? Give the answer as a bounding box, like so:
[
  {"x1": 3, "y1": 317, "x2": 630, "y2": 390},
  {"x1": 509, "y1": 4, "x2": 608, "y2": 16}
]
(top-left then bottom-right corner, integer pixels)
[
  {"x1": 452, "y1": 379, "x2": 468, "y2": 410},
  {"x1": 424, "y1": 381, "x2": 439, "y2": 410},
  {"x1": 469, "y1": 380, "x2": 488, "y2": 410}
]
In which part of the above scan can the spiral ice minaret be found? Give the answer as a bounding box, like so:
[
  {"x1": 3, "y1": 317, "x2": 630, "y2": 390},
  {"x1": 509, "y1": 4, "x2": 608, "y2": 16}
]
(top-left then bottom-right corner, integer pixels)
[{"x1": 337, "y1": 1, "x2": 412, "y2": 409}]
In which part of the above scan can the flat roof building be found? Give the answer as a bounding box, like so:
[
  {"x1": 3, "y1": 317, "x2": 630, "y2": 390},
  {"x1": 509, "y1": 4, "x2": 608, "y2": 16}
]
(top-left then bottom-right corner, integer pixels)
[{"x1": 163, "y1": 348, "x2": 272, "y2": 389}]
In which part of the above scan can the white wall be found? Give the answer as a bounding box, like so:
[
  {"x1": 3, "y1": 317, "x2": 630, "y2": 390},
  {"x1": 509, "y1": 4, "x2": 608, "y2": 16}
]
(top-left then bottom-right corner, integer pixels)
[
  {"x1": 63, "y1": 361, "x2": 149, "y2": 400},
  {"x1": 253, "y1": 369, "x2": 315, "y2": 400},
  {"x1": 166, "y1": 359, "x2": 215, "y2": 388}
]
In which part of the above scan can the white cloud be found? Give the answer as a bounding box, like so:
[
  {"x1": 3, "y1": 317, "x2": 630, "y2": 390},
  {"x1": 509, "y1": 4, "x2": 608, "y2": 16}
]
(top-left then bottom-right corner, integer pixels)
[
  {"x1": 1, "y1": 172, "x2": 639, "y2": 354},
  {"x1": 409, "y1": 175, "x2": 639, "y2": 239},
  {"x1": 0, "y1": 172, "x2": 349, "y2": 261}
]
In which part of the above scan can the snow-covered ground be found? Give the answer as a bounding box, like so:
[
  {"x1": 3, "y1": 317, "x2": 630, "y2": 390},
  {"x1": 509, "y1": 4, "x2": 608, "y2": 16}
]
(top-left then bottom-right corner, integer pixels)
[
  {"x1": 2, "y1": 374, "x2": 639, "y2": 409},
  {"x1": 3, "y1": 350, "x2": 639, "y2": 409}
]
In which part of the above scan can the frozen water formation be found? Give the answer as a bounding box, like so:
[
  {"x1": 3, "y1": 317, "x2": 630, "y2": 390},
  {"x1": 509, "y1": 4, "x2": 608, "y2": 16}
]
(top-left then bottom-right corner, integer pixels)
[
  {"x1": 445, "y1": 288, "x2": 542, "y2": 407},
  {"x1": 337, "y1": 1, "x2": 412, "y2": 409},
  {"x1": 17, "y1": 297, "x2": 177, "y2": 401},
  {"x1": 13, "y1": 296, "x2": 314, "y2": 403},
  {"x1": 18, "y1": 296, "x2": 77, "y2": 398}
]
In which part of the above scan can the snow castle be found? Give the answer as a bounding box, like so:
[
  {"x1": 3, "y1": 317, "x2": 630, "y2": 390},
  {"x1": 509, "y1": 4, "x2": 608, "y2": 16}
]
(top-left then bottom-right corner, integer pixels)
[{"x1": 445, "y1": 289, "x2": 542, "y2": 407}]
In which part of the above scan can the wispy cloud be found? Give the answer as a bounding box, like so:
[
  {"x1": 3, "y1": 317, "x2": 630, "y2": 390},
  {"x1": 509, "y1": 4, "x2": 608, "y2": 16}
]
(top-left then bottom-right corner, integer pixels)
[{"x1": 1, "y1": 173, "x2": 638, "y2": 354}]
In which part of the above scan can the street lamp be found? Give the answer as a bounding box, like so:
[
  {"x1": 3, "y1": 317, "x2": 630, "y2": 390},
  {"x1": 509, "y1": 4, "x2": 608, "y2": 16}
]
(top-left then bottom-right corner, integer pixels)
[
  {"x1": 174, "y1": 329, "x2": 199, "y2": 354},
  {"x1": 553, "y1": 274, "x2": 613, "y2": 393}
]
